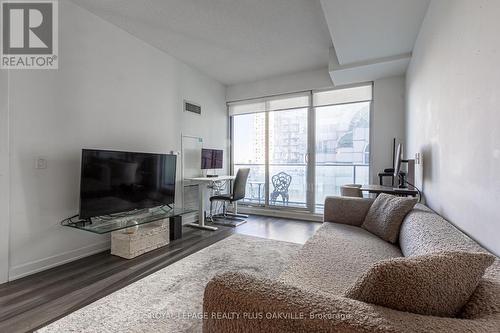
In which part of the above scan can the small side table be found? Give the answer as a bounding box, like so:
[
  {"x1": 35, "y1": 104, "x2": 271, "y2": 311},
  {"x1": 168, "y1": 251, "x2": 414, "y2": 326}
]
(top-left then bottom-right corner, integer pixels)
[{"x1": 248, "y1": 181, "x2": 265, "y2": 205}]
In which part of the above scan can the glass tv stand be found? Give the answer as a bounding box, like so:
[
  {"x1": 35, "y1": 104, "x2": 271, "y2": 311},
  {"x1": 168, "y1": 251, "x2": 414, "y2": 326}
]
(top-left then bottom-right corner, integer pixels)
[
  {"x1": 63, "y1": 206, "x2": 197, "y2": 259},
  {"x1": 63, "y1": 206, "x2": 196, "y2": 239}
]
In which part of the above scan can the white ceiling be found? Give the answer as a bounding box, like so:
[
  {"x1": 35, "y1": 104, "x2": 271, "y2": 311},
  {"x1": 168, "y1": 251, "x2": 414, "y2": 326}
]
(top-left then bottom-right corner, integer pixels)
[
  {"x1": 70, "y1": 0, "x2": 430, "y2": 86},
  {"x1": 70, "y1": 0, "x2": 333, "y2": 85},
  {"x1": 321, "y1": 0, "x2": 430, "y2": 85},
  {"x1": 321, "y1": 0, "x2": 430, "y2": 65}
]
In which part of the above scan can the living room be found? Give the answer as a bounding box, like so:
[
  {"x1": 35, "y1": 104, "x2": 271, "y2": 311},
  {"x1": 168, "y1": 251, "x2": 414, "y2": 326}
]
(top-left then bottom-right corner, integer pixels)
[{"x1": 0, "y1": 0, "x2": 498, "y2": 332}]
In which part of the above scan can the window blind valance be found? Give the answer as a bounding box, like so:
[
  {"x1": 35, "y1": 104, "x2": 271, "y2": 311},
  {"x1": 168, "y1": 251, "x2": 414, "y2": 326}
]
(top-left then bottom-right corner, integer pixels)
[
  {"x1": 313, "y1": 84, "x2": 372, "y2": 107},
  {"x1": 228, "y1": 92, "x2": 310, "y2": 116},
  {"x1": 227, "y1": 83, "x2": 373, "y2": 116}
]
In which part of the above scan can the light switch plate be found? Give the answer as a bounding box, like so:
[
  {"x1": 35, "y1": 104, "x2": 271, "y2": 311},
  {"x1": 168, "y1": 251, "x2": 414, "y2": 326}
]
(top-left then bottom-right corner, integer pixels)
[
  {"x1": 415, "y1": 152, "x2": 422, "y2": 165},
  {"x1": 36, "y1": 156, "x2": 48, "y2": 169}
]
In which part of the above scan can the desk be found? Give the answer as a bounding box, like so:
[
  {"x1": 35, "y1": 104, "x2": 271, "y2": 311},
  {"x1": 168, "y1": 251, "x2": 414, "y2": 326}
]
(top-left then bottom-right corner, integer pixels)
[
  {"x1": 360, "y1": 185, "x2": 419, "y2": 197},
  {"x1": 185, "y1": 176, "x2": 235, "y2": 230}
]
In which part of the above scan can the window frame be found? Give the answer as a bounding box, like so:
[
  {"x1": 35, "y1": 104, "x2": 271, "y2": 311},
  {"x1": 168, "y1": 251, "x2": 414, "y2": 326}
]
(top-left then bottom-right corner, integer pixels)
[{"x1": 229, "y1": 82, "x2": 373, "y2": 214}]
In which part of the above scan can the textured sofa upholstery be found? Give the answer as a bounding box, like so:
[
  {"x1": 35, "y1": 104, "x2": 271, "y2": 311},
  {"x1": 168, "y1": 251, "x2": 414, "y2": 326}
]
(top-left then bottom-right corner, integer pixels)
[{"x1": 203, "y1": 197, "x2": 500, "y2": 332}]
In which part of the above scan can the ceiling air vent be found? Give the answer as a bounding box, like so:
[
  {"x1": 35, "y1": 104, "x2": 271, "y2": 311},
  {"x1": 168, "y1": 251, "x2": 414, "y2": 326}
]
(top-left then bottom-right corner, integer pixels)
[{"x1": 184, "y1": 100, "x2": 201, "y2": 115}]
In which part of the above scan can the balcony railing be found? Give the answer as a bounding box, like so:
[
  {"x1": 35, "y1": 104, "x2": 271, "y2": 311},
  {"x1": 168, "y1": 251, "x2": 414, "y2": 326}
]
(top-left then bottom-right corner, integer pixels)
[{"x1": 233, "y1": 163, "x2": 370, "y2": 209}]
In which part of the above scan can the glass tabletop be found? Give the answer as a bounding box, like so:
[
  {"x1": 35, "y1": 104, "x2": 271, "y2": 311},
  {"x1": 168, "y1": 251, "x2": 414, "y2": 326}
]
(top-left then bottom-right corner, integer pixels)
[{"x1": 65, "y1": 207, "x2": 197, "y2": 234}]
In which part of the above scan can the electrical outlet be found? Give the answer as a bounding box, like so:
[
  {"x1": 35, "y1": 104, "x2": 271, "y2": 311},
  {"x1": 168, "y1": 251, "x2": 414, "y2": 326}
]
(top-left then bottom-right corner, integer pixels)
[{"x1": 36, "y1": 156, "x2": 48, "y2": 169}]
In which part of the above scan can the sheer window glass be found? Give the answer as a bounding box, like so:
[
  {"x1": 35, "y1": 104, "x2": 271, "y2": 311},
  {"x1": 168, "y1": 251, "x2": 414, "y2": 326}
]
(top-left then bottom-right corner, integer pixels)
[{"x1": 232, "y1": 113, "x2": 265, "y2": 205}]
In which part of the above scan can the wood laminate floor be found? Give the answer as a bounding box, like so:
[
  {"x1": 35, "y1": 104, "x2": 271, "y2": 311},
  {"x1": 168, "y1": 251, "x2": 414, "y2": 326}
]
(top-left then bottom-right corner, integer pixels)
[{"x1": 0, "y1": 215, "x2": 321, "y2": 333}]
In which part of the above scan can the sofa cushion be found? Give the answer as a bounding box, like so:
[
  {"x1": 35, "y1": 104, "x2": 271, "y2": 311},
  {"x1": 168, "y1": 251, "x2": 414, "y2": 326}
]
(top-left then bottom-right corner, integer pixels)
[
  {"x1": 280, "y1": 222, "x2": 402, "y2": 296},
  {"x1": 399, "y1": 204, "x2": 487, "y2": 256},
  {"x1": 361, "y1": 193, "x2": 417, "y2": 243},
  {"x1": 400, "y1": 204, "x2": 500, "y2": 319},
  {"x1": 460, "y1": 277, "x2": 500, "y2": 319},
  {"x1": 345, "y1": 251, "x2": 495, "y2": 317}
]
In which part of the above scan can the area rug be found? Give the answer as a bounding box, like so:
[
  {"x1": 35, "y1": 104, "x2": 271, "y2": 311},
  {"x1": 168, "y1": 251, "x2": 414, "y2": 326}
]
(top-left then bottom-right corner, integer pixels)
[{"x1": 37, "y1": 234, "x2": 301, "y2": 333}]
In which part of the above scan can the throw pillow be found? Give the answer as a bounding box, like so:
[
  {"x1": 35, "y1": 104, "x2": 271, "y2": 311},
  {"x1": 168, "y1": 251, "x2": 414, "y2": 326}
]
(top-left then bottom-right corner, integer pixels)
[
  {"x1": 345, "y1": 251, "x2": 495, "y2": 317},
  {"x1": 362, "y1": 193, "x2": 417, "y2": 243}
]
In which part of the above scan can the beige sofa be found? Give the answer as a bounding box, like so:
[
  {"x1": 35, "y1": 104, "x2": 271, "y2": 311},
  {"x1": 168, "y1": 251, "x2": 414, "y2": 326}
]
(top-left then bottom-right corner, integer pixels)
[{"x1": 203, "y1": 196, "x2": 500, "y2": 332}]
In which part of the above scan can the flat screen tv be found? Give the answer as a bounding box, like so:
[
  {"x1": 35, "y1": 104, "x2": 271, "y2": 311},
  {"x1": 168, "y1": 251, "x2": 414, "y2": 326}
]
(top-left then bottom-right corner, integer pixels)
[
  {"x1": 201, "y1": 148, "x2": 223, "y2": 169},
  {"x1": 79, "y1": 149, "x2": 176, "y2": 219}
]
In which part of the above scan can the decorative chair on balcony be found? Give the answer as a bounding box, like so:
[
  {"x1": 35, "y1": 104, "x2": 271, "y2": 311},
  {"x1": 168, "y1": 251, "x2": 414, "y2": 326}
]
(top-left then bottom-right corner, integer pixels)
[{"x1": 270, "y1": 172, "x2": 292, "y2": 205}]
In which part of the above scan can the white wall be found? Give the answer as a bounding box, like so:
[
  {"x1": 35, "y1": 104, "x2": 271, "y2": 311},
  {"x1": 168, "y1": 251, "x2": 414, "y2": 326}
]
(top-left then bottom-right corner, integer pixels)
[
  {"x1": 406, "y1": 0, "x2": 500, "y2": 255},
  {"x1": 6, "y1": 1, "x2": 227, "y2": 280},
  {"x1": 0, "y1": 70, "x2": 9, "y2": 283},
  {"x1": 372, "y1": 76, "x2": 406, "y2": 184},
  {"x1": 226, "y1": 67, "x2": 333, "y2": 102}
]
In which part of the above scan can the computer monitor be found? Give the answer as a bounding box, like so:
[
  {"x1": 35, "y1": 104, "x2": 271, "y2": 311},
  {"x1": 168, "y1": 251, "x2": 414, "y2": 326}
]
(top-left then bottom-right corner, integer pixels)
[
  {"x1": 393, "y1": 143, "x2": 402, "y2": 187},
  {"x1": 201, "y1": 149, "x2": 223, "y2": 169}
]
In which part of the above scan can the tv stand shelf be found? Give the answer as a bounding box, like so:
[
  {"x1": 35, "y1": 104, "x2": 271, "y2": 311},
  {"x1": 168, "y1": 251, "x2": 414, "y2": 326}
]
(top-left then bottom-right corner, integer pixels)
[
  {"x1": 64, "y1": 207, "x2": 196, "y2": 235},
  {"x1": 64, "y1": 207, "x2": 197, "y2": 259}
]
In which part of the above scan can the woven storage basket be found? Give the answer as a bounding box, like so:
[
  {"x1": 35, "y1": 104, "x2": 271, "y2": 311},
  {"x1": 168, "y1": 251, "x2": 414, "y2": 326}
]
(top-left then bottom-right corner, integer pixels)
[{"x1": 111, "y1": 220, "x2": 169, "y2": 259}]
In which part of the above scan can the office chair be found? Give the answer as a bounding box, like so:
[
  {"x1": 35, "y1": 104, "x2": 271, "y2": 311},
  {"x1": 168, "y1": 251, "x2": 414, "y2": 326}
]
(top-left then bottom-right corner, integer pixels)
[
  {"x1": 209, "y1": 168, "x2": 250, "y2": 227},
  {"x1": 340, "y1": 184, "x2": 363, "y2": 198}
]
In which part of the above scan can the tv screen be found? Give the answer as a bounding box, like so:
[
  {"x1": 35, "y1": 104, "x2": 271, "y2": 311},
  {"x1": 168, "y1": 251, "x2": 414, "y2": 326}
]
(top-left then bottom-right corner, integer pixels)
[
  {"x1": 201, "y1": 149, "x2": 223, "y2": 169},
  {"x1": 79, "y1": 149, "x2": 176, "y2": 219}
]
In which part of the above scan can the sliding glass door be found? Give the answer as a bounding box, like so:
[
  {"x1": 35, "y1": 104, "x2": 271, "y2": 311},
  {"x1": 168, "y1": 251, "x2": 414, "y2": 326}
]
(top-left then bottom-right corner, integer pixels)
[
  {"x1": 314, "y1": 101, "x2": 370, "y2": 210},
  {"x1": 230, "y1": 84, "x2": 372, "y2": 213},
  {"x1": 268, "y1": 108, "x2": 308, "y2": 208}
]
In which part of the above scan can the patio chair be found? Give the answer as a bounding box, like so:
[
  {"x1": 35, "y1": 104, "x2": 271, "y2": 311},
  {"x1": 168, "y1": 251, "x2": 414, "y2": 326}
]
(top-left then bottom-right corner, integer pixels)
[{"x1": 270, "y1": 172, "x2": 292, "y2": 205}]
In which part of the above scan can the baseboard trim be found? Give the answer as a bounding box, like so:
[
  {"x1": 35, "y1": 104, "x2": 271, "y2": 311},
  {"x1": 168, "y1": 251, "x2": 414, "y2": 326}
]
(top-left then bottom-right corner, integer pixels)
[
  {"x1": 9, "y1": 240, "x2": 111, "y2": 281},
  {"x1": 237, "y1": 206, "x2": 323, "y2": 222}
]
